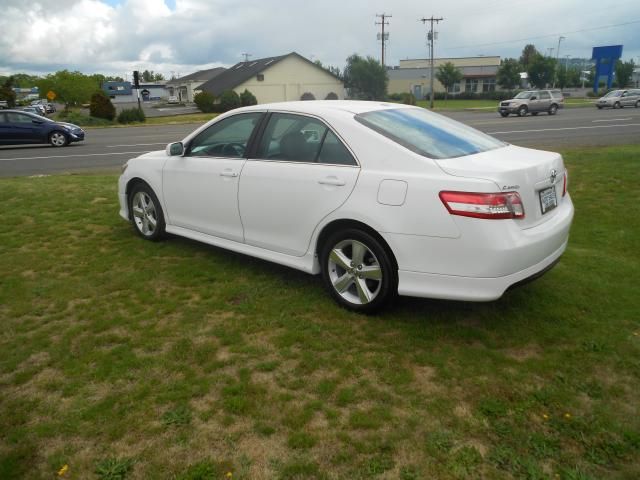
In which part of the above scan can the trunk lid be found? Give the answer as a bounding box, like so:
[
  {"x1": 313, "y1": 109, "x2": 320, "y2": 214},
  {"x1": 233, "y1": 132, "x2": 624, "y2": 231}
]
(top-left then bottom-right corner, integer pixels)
[{"x1": 435, "y1": 144, "x2": 567, "y2": 228}]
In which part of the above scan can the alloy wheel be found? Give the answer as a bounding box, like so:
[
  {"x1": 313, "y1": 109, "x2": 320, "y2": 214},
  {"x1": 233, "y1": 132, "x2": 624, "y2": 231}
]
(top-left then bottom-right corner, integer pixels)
[
  {"x1": 131, "y1": 191, "x2": 159, "y2": 237},
  {"x1": 327, "y1": 239, "x2": 382, "y2": 305}
]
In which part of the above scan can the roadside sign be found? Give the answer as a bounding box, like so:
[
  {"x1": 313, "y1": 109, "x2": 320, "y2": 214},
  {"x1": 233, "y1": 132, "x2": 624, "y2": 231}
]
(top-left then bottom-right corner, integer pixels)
[{"x1": 47, "y1": 90, "x2": 56, "y2": 101}]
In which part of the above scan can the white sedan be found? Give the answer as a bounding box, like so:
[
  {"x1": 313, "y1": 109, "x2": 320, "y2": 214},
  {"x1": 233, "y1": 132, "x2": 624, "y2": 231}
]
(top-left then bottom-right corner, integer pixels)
[{"x1": 118, "y1": 101, "x2": 573, "y2": 312}]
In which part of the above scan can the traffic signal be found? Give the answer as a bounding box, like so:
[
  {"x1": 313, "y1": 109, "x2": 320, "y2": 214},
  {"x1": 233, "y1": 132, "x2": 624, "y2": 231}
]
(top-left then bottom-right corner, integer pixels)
[{"x1": 133, "y1": 71, "x2": 140, "y2": 88}]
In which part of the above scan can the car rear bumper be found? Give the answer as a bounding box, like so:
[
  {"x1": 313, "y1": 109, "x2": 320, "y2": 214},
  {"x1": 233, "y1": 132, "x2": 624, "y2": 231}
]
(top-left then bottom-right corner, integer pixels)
[
  {"x1": 396, "y1": 238, "x2": 568, "y2": 301},
  {"x1": 384, "y1": 194, "x2": 574, "y2": 301}
]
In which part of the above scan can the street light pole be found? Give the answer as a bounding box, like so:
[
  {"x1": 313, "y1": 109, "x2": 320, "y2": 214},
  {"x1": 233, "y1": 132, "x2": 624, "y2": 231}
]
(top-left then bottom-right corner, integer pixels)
[{"x1": 553, "y1": 36, "x2": 565, "y2": 87}]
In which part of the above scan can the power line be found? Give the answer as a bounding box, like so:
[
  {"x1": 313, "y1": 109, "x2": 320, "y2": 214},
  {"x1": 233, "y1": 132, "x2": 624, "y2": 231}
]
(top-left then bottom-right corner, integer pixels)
[
  {"x1": 447, "y1": 19, "x2": 640, "y2": 50},
  {"x1": 375, "y1": 13, "x2": 391, "y2": 68}
]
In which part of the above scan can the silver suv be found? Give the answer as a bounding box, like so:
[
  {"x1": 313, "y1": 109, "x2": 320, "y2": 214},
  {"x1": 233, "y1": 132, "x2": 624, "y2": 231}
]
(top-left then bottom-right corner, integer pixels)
[
  {"x1": 499, "y1": 90, "x2": 564, "y2": 117},
  {"x1": 596, "y1": 89, "x2": 640, "y2": 109}
]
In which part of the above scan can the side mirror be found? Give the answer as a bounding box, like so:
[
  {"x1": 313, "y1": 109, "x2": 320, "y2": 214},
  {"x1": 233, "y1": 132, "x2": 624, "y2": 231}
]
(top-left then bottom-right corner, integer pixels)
[{"x1": 166, "y1": 142, "x2": 184, "y2": 156}]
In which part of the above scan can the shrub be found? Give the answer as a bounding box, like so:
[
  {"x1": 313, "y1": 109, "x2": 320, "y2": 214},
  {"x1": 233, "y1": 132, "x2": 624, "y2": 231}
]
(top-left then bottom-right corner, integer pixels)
[
  {"x1": 218, "y1": 90, "x2": 240, "y2": 112},
  {"x1": 55, "y1": 111, "x2": 113, "y2": 126},
  {"x1": 300, "y1": 92, "x2": 316, "y2": 101},
  {"x1": 117, "y1": 107, "x2": 146, "y2": 124},
  {"x1": 89, "y1": 91, "x2": 116, "y2": 120},
  {"x1": 239, "y1": 89, "x2": 258, "y2": 107},
  {"x1": 194, "y1": 91, "x2": 216, "y2": 113},
  {"x1": 401, "y1": 92, "x2": 416, "y2": 105},
  {"x1": 325, "y1": 92, "x2": 339, "y2": 100}
]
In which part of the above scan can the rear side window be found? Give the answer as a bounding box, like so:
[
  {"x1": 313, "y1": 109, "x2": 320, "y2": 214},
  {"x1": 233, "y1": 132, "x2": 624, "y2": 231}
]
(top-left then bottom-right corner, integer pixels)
[
  {"x1": 355, "y1": 108, "x2": 504, "y2": 159},
  {"x1": 256, "y1": 113, "x2": 356, "y2": 165},
  {"x1": 539, "y1": 91, "x2": 551, "y2": 100}
]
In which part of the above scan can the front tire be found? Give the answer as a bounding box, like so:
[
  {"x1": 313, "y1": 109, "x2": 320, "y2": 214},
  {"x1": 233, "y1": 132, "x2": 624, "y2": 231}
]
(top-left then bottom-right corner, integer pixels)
[
  {"x1": 49, "y1": 131, "x2": 68, "y2": 147},
  {"x1": 499, "y1": 111, "x2": 509, "y2": 117},
  {"x1": 128, "y1": 184, "x2": 165, "y2": 241},
  {"x1": 320, "y1": 229, "x2": 397, "y2": 313},
  {"x1": 517, "y1": 105, "x2": 528, "y2": 117},
  {"x1": 614, "y1": 102, "x2": 621, "y2": 109}
]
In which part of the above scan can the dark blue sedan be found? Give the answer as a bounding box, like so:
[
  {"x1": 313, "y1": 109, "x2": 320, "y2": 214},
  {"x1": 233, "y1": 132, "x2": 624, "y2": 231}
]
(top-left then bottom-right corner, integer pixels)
[{"x1": 0, "y1": 110, "x2": 85, "y2": 147}]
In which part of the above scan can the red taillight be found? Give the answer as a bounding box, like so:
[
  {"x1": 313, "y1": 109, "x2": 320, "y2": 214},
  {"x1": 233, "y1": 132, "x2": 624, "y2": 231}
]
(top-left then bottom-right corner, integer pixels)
[
  {"x1": 562, "y1": 172, "x2": 567, "y2": 197},
  {"x1": 439, "y1": 191, "x2": 525, "y2": 219}
]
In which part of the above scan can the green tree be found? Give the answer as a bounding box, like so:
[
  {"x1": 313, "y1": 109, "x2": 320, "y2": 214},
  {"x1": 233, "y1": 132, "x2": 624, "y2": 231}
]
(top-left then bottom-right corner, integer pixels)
[
  {"x1": 527, "y1": 53, "x2": 556, "y2": 89},
  {"x1": 89, "y1": 91, "x2": 116, "y2": 121},
  {"x1": 496, "y1": 58, "x2": 522, "y2": 90},
  {"x1": 343, "y1": 54, "x2": 388, "y2": 100},
  {"x1": 35, "y1": 70, "x2": 100, "y2": 108},
  {"x1": 194, "y1": 91, "x2": 215, "y2": 113},
  {"x1": 218, "y1": 90, "x2": 241, "y2": 112},
  {"x1": 566, "y1": 67, "x2": 581, "y2": 87},
  {"x1": 519, "y1": 44, "x2": 539, "y2": 70},
  {"x1": 239, "y1": 89, "x2": 257, "y2": 107},
  {"x1": 0, "y1": 76, "x2": 17, "y2": 107},
  {"x1": 10, "y1": 73, "x2": 42, "y2": 89},
  {"x1": 142, "y1": 70, "x2": 165, "y2": 82},
  {"x1": 615, "y1": 59, "x2": 635, "y2": 88},
  {"x1": 435, "y1": 62, "x2": 463, "y2": 100}
]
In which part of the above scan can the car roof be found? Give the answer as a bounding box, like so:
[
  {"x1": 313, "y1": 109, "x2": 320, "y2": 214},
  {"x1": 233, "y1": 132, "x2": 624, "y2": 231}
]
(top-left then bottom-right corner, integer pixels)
[{"x1": 233, "y1": 100, "x2": 413, "y2": 116}]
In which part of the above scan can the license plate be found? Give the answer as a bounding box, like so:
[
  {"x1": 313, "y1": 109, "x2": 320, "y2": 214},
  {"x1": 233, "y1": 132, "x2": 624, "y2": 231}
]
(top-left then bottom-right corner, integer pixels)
[{"x1": 539, "y1": 186, "x2": 557, "y2": 214}]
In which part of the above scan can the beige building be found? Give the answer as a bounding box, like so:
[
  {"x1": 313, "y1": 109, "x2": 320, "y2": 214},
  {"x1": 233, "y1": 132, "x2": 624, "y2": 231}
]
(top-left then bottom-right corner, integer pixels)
[
  {"x1": 389, "y1": 56, "x2": 501, "y2": 98},
  {"x1": 196, "y1": 52, "x2": 344, "y2": 103},
  {"x1": 167, "y1": 67, "x2": 226, "y2": 103}
]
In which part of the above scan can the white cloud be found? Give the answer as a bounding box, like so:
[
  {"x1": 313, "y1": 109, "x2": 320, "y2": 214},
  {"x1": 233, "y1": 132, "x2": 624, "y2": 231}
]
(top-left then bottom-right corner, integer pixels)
[{"x1": 1, "y1": 0, "x2": 638, "y2": 78}]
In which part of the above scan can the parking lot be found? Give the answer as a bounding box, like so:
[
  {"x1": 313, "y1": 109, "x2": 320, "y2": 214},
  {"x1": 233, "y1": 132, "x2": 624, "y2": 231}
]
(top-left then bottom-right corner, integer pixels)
[{"x1": 1, "y1": 106, "x2": 639, "y2": 177}]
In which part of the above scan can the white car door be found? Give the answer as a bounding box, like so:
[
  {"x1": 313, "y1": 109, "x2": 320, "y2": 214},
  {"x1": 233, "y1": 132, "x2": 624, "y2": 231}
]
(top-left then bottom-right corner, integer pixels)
[
  {"x1": 162, "y1": 112, "x2": 263, "y2": 242},
  {"x1": 239, "y1": 112, "x2": 359, "y2": 257}
]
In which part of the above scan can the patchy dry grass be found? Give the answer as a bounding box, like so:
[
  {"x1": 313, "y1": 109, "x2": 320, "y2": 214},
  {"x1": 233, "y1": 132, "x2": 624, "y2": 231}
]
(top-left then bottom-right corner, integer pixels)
[{"x1": 1, "y1": 145, "x2": 639, "y2": 479}]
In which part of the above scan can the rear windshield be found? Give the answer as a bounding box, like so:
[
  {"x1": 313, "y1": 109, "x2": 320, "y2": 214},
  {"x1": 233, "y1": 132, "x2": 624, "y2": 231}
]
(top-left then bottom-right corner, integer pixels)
[{"x1": 355, "y1": 108, "x2": 505, "y2": 159}]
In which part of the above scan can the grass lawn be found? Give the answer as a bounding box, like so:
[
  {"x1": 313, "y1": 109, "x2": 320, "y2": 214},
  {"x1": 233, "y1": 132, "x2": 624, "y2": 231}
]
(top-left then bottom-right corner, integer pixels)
[{"x1": 1, "y1": 145, "x2": 639, "y2": 479}]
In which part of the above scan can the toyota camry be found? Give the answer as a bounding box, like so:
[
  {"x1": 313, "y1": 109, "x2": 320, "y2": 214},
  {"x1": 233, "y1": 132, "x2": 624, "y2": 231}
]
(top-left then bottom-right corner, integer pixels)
[{"x1": 118, "y1": 101, "x2": 573, "y2": 312}]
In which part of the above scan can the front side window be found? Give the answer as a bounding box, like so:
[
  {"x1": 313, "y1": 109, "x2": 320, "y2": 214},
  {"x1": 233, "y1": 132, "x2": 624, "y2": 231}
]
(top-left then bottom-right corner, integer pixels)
[
  {"x1": 515, "y1": 91, "x2": 533, "y2": 99},
  {"x1": 8, "y1": 113, "x2": 35, "y2": 123},
  {"x1": 256, "y1": 113, "x2": 356, "y2": 165},
  {"x1": 187, "y1": 112, "x2": 262, "y2": 158},
  {"x1": 355, "y1": 107, "x2": 505, "y2": 159}
]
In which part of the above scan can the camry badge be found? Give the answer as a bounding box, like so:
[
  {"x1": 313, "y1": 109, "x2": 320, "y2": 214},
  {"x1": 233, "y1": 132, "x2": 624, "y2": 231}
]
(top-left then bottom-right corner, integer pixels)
[{"x1": 550, "y1": 169, "x2": 557, "y2": 184}]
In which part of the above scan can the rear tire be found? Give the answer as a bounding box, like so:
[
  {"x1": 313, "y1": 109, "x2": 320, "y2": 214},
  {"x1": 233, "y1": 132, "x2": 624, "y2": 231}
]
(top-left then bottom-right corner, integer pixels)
[
  {"x1": 128, "y1": 183, "x2": 166, "y2": 241},
  {"x1": 320, "y1": 228, "x2": 397, "y2": 313},
  {"x1": 548, "y1": 104, "x2": 558, "y2": 115},
  {"x1": 517, "y1": 105, "x2": 528, "y2": 117},
  {"x1": 531, "y1": 112, "x2": 539, "y2": 116},
  {"x1": 49, "y1": 131, "x2": 68, "y2": 147},
  {"x1": 635, "y1": 100, "x2": 639, "y2": 108}
]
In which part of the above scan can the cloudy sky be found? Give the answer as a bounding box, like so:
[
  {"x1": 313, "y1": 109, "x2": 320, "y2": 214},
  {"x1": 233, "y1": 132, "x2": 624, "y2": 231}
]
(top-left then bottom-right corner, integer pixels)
[{"x1": 1, "y1": 0, "x2": 639, "y2": 78}]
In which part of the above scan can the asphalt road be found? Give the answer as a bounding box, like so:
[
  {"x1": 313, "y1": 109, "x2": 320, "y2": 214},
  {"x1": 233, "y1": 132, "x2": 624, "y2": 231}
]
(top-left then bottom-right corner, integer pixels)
[{"x1": 1, "y1": 106, "x2": 639, "y2": 177}]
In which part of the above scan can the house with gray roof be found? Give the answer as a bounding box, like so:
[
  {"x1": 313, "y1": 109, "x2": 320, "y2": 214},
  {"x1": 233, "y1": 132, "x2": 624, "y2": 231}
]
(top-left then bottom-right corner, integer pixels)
[
  {"x1": 167, "y1": 67, "x2": 226, "y2": 103},
  {"x1": 196, "y1": 52, "x2": 344, "y2": 103}
]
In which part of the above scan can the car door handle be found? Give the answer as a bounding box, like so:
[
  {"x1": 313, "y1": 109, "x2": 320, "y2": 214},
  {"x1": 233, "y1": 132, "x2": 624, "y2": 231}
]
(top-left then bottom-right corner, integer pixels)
[
  {"x1": 220, "y1": 170, "x2": 238, "y2": 178},
  {"x1": 318, "y1": 176, "x2": 346, "y2": 186}
]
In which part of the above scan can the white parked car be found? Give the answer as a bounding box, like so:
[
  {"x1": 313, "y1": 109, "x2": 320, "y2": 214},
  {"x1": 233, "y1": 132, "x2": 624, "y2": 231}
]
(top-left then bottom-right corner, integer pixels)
[
  {"x1": 167, "y1": 95, "x2": 179, "y2": 104},
  {"x1": 118, "y1": 101, "x2": 574, "y2": 312}
]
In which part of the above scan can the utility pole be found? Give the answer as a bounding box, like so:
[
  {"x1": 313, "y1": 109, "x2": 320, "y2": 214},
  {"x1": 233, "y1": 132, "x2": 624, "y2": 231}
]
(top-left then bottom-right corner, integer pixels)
[
  {"x1": 553, "y1": 36, "x2": 565, "y2": 87},
  {"x1": 241, "y1": 52, "x2": 252, "y2": 62},
  {"x1": 420, "y1": 15, "x2": 443, "y2": 109},
  {"x1": 375, "y1": 13, "x2": 391, "y2": 68}
]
